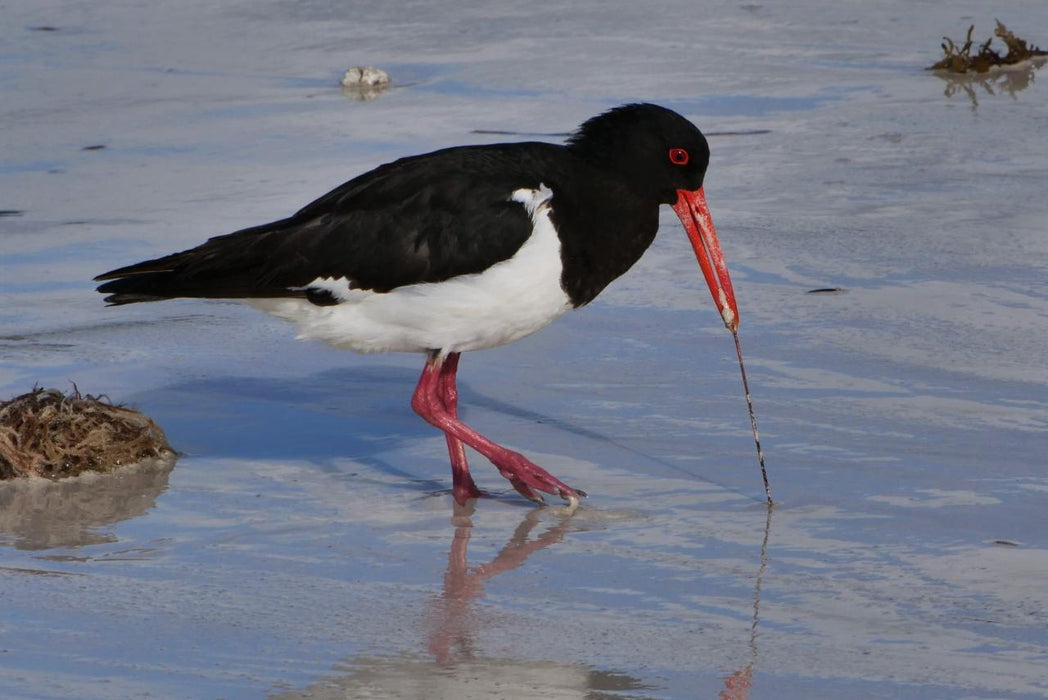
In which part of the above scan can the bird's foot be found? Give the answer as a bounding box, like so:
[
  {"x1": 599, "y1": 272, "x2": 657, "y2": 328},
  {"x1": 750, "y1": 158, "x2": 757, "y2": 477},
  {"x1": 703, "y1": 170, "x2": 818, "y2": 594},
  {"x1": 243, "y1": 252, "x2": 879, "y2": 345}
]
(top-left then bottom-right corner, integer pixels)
[{"x1": 492, "y1": 450, "x2": 586, "y2": 506}]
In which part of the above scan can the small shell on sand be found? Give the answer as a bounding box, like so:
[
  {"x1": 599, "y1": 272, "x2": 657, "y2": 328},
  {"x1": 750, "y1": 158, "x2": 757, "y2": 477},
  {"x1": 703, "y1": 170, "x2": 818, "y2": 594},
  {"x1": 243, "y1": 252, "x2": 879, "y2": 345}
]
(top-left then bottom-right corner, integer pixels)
[
  {"x1": 0, "y1": 387, "x2": 174, "y2": 480},
  {"x1": 341, "y1": 66, "x2": 390, "y2": 87},
  {"x1": 340, "y1": 66, "x2": 391, "y2": 101}
]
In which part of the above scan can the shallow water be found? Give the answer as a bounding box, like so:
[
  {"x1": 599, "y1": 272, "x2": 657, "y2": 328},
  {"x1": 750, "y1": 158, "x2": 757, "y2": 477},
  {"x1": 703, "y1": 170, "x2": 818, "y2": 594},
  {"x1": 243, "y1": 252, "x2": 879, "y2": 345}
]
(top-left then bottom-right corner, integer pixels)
[{"x1": 2, "y1": 1, "x2": 1047, "y2": 698}]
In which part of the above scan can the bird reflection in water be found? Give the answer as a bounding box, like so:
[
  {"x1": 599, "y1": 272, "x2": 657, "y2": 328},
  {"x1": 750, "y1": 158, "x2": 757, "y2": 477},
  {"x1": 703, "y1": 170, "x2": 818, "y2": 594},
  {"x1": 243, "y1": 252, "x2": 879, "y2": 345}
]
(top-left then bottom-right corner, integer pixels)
[
  {"x1": 720, "y1": 504, "x2": 773, "y2": 700},
  {"x1": 425, "y1": 502, "x2": 573, "y2": 665},
  {"x1": 273, "y1": 504, "x2": 648, "y2": 699}
]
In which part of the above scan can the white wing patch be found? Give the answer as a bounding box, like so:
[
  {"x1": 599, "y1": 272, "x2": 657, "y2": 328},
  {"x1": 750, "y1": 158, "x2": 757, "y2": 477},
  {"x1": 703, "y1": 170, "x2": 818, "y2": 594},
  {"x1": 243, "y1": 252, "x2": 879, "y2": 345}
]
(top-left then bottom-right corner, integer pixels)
[
  {"x1": 512, "y1": 183, "x2": 553, "y2": 215},
  {"x1": 248, "y1": 185, "x2": 571, "y2": 355},
  {"x1": 301, "y1": 276, "x2": 359, "y2": 302}
]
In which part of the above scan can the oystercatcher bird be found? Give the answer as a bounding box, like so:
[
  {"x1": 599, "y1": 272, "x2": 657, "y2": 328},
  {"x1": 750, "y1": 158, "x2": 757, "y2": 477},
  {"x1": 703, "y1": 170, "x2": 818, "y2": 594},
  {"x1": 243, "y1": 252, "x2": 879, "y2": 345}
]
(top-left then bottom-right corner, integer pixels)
[{"x1": 95, "y1": 103, "x2": 739, "y2": 507}]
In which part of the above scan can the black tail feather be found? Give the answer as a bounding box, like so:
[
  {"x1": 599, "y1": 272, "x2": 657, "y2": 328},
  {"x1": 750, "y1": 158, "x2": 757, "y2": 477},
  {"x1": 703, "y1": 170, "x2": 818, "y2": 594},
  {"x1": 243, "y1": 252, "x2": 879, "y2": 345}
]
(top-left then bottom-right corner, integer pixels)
[
  {"x1": 94, "y1": 219, "x2": 302, "y2": 305},
  {"x1": 95, "y1": 269, "x2": 311, "y2": 306},
  {"x1": 93, "y1": 252, "x2": 182, "y2": 283}
]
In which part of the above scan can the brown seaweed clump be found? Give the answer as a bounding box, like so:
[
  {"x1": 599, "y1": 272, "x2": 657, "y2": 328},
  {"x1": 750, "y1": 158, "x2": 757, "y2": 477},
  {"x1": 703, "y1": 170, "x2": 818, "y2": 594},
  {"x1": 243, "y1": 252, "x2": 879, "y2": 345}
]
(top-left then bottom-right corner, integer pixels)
[
  {"x1": 929, "y1": 20, "x2": 1048, "y2": 73},
  {"x1": 0, "y1": 387, "x2": 173, "y2": 480}
]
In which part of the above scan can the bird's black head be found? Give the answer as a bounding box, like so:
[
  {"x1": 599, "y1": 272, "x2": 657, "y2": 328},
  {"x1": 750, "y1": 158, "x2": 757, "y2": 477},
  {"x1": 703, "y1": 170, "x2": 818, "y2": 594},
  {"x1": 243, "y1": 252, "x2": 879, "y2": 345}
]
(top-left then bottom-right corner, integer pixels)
[
  {"x1": 569, "y1": 103, "x2": 738, "y2": 332},
  {"x1": 566, "y1": 103, "x2": 710, "y2": 204}
]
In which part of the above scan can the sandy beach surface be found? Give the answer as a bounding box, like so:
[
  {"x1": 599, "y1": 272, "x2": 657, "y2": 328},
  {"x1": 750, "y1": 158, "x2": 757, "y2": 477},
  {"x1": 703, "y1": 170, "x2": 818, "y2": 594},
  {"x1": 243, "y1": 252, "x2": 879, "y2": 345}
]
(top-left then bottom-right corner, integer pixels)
[{"x1": 2, "y1": 1, "x2": 1047, "y2": 697}]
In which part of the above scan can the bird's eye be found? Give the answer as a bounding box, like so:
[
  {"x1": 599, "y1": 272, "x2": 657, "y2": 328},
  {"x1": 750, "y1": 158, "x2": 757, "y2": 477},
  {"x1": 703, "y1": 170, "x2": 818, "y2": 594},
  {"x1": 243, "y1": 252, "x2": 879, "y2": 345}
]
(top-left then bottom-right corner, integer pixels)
[{"x1": 668, "y1": 148, "x2": 689, "y2": 165}]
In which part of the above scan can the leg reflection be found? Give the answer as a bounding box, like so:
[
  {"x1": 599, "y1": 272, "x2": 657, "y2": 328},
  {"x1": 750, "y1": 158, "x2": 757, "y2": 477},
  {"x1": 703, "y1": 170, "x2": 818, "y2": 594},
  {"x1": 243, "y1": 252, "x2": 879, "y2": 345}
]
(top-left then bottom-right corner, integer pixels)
[{"x1": 426, "y1": 502, "x2": 574, "y2": 664}]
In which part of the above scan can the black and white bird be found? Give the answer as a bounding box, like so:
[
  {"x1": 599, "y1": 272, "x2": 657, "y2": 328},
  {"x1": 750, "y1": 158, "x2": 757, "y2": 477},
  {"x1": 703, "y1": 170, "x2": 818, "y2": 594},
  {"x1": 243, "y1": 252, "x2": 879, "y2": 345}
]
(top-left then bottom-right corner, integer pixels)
[{"x1": 95, "y1": 103, "x2": 740, "y2": 508}]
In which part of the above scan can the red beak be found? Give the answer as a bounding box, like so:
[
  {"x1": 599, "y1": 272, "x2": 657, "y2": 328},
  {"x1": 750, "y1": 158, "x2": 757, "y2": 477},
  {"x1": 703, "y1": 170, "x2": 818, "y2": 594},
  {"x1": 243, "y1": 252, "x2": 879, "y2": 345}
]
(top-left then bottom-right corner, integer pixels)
[{"x1": 672, "y1": 187, "x2": 739, "y2": 331}]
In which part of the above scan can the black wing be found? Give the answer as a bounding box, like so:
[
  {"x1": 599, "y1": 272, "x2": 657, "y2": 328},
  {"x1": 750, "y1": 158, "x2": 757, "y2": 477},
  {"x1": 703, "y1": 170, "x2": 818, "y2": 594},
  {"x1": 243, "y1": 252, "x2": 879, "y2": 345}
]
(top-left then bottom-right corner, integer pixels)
[{"x1": 95, "y1": 143, "x2": 563, "y2": 305}]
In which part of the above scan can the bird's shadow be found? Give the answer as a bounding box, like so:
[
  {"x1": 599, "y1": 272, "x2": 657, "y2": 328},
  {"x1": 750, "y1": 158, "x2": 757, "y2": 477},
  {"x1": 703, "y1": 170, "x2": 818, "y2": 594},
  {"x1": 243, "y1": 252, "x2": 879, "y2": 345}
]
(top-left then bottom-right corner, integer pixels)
[
  {"x1": 130, "y1": 362, "x2": 734, "y2": 499},
  {"x1": 128, "y1": 364, "x2": 617, "y2": 493}
]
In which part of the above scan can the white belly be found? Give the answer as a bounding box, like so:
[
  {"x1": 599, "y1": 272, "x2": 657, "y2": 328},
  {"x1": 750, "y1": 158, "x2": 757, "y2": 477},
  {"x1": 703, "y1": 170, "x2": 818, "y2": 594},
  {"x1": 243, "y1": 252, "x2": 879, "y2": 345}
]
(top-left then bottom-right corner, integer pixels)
[{"x1": 248, "y1": 186, "x2": 572, "y2": 355}]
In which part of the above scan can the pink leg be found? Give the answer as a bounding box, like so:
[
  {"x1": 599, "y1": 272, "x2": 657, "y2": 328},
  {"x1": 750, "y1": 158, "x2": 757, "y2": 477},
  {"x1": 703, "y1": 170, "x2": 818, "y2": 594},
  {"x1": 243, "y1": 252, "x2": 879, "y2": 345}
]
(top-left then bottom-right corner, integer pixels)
[
  {"x1": 438, "y1": 352, "x2": 482, "y2": 504},
  {"x1": 411, "y1": 352, "x2": 585, "y2": 504}
]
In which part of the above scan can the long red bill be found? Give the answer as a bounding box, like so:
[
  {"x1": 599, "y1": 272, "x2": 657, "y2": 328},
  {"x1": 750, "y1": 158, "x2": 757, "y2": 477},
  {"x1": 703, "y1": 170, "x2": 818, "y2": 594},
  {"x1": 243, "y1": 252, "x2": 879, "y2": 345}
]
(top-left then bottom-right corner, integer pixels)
[
  {"x1": 671, "y1": 187, "x2": 739, "y2": 332},
  {"x1": 674, "y1": 187, "x2": 772, "y2": 504}
]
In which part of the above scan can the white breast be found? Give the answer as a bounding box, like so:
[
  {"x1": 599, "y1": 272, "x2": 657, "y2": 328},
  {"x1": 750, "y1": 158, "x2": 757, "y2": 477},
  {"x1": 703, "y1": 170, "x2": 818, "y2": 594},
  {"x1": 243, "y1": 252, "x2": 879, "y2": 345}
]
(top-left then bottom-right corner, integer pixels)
[{"x1": 248, "y1": 185, "x2": 572, "y2": 355}]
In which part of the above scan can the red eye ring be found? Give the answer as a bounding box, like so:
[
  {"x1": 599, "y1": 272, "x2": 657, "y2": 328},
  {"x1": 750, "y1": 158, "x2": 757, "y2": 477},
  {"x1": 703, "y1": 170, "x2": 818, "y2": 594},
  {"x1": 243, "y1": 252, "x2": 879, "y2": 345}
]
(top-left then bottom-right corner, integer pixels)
[{"x1": 669, "y1": 148, "x2": 689, "y2": 165}]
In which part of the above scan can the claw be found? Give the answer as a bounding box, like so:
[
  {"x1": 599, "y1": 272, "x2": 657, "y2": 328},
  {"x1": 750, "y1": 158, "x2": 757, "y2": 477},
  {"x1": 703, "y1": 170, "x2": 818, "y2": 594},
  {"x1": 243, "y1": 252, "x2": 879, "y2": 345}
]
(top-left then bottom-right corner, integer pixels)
[
  {"x1": 507, "y1": 475, "x2": 544, "y2": 503},
  {"x1": 562, "y1": 495, "x2": 580, "y2": 515}
]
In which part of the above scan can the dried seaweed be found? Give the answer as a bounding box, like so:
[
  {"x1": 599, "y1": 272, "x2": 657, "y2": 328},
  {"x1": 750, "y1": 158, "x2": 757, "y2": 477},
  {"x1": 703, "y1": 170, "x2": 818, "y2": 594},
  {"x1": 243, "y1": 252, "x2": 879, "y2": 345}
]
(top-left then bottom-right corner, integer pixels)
[
  {"x1": 929, "y1": 20, "x2": 1047, "y2": 73},
  {"x1": 0, "y1": 387, "x2": 173, "y2": 480}
]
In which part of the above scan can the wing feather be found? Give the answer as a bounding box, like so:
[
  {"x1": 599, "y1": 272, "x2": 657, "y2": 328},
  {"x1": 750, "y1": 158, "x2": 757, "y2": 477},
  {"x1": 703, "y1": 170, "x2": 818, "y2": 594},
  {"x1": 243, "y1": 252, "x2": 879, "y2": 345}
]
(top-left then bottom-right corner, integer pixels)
[{"x1": 95, "y1": 143, "x2": 563, "y2": 305}]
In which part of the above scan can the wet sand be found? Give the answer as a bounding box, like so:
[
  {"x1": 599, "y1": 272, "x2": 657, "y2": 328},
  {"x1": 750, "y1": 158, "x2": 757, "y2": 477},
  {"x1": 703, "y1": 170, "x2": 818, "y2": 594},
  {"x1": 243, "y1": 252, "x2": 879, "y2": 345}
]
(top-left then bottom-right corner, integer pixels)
[{"x1": 2, "y1": 1, "x2": 1047, "y2": 698}]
